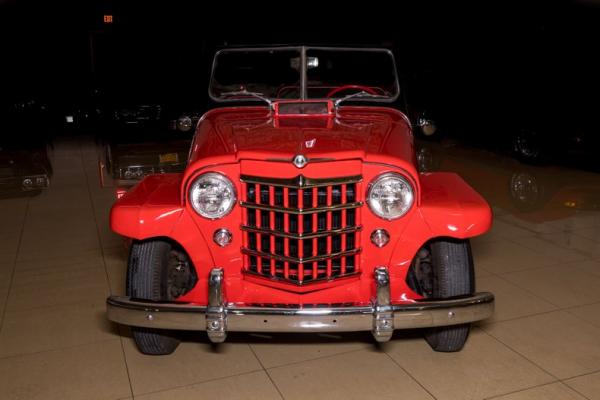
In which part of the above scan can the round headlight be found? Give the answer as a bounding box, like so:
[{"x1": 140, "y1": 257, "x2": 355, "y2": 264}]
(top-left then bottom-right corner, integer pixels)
[
  {"x1": 189, "y1": 172, "x2": 236, "y2": 219},
  {"x1": 367, "y1": 173, "x2": 414, "y2": 220},
  {"x1": 177, "y1": 116, "x2": 193, "y2": 132}
]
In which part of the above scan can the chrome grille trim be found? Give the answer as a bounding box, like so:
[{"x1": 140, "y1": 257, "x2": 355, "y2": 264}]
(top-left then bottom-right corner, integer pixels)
[
  {"x1": 240, "y1": 174, "x2": 362, "y2": 188},
  {"x1": 239, "y1": 201, "x2": 362, "y2": 214},
  {"x1": 241, "y1": 248, "x2": 361, "y2": 264},
  {"x1": 240, "y1": 174, "x2": 363, "y2": 285},
  {"x1": 241, "y1": 225, "x2": 362, "y2": 240}
]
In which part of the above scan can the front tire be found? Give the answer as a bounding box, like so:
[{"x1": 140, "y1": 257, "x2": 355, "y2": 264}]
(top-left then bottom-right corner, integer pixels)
[
  {"x1": 409, "y1": 239, "x2": 475, "y2": 352},
  {"x1": 126, "y1": 240, "x2": 181, "y2": 355},
  {"x1": 425, "y1": 239, "x2": 474, "y2": 352}
]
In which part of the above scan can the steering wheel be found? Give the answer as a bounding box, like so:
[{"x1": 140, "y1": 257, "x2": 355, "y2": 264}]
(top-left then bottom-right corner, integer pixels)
[{"x1": 326, "y1": 85, "x2": 378, "y2": 98}]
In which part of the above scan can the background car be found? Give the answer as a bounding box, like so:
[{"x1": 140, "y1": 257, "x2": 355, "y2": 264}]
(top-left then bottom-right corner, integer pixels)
[
  {"x1": 101, "y1": 137, "x2": 191, "y2": 193},
  {"x1": 0, "y1": 99, "x2": 53, "y2": 197},
  {"x1": 416, "y1": 140, "x2": 600, "y2": 224}
]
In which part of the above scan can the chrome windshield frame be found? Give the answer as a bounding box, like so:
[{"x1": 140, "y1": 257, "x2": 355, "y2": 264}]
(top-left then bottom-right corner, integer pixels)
[{"x1": 208, "y1": 46, "x2": 401, "y2": 104}]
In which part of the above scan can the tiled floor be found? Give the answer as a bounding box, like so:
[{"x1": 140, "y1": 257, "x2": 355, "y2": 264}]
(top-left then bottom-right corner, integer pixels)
[{"x1": 0, "y1": 137, "x2": 599, "y2": 399}]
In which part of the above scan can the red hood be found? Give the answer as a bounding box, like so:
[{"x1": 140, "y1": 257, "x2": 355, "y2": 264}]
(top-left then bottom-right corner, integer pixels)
[{"x1": 188, "y1": 106, "x2": 416, "y2": 167}]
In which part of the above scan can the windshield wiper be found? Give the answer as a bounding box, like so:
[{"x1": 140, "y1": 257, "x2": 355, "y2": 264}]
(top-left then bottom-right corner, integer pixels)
[
  {"x1": 218, "y1": 90, "x2": 273, "y2": 108},
  {"x1": 333, "y1": 91, "x2": 389, "y2": 108}
]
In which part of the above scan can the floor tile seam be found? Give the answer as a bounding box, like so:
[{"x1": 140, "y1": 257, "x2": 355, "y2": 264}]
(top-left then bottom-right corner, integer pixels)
[
  {"x1": 480, "y1": 326, "x2": 571, "y2": 382},
  {"x1": 131, "y1": 367, "x2": 270, "y2": 398},
  {"x1": 0, "y1": 336, "x2": 120, "y2": 361},
  {"x1": 482, "y1": 381, "x2": 583, "y2": 400},
  {"x1": 248, "y1": 344, "x2": 286, "y2": 400},
  {"x1": 79, "y1": 138, "x2": 135, "y2": 399},
  {"x1": 504, "y1": 234, "x2": 594, "y2": 261},
  {"x1": 382, "y1": 350, "x2": 438, "y2": 399},
  {"x1": 0, "y1": 198, "x2": 30, "y2": 334}
]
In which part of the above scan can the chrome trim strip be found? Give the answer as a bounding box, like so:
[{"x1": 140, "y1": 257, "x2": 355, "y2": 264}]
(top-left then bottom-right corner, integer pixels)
[
  {"x1": 241, "y1": 248, "x2": 361, "y2": 264},
  {"x1": 265, "y1": 157, "x2": 336, "y2": 164},
  {"x1": 240, "y1": 174, "x2": 362, "y2": 188},
  {"x1": 244, "y1": 270, "x2": 360, "y2": 286},
  {"x1": 240, "y1": 201, "x2": 362, "y2": 214},
  {"x1": 240, "y1": 225, "x2": 362, "y2": 240},
  {"x1": 107, "y1": 292, "x2": 494, "y2": 334}
]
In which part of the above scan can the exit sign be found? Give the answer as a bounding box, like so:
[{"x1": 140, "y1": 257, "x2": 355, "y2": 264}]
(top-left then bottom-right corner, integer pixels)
[{"x1": 103, "y1": 15, "x2": 113, "y2": 24}]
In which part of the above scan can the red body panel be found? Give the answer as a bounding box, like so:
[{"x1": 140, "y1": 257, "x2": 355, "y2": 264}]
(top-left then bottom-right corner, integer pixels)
[
  {"x1": 111, "y1": 106, "x2": 492, "y2": 306},
  {"x1": 185, "y1": 106, "x2": 417, "y2": 172}
]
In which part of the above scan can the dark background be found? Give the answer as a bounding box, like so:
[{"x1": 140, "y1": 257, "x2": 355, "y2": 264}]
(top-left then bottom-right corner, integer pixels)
[{"x1": 1, "y1": 0, "x2": 599, "y2": 167}]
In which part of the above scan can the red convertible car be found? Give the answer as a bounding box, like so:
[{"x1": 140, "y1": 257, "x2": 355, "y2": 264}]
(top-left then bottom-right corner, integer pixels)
[{"x1": 107, "y1": 47, "x2": 494, "y2": 355}]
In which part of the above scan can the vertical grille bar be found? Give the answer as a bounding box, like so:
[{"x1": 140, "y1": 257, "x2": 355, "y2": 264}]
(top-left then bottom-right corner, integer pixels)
[
  {"x1": 283, "y1": 186, "x2": 290, "y2": 279},
  {"x1": 312, "y1": 187, "x2": 318, "y2": 280},
  {"x1": 269, "y1": 186, "x2": 276, "y2": 276},
  {"x1": 341, "y1": 183, "x2": 347, "y2": 275},
  {"x1": 354, "y1": 182, "x2": 362, "y2": 271},
  {"x1": 241, "y1": 182, "x2": 249, "y2": 271},
  {"x1": 326, "y1": 186, "x2": 333, "y2": 278},
  {"x1": 255, "y1": 183, "x2": 262, "y2": 274},
  {"x1": 297, "y1": 189, "x2": 304, "y2": 282}
]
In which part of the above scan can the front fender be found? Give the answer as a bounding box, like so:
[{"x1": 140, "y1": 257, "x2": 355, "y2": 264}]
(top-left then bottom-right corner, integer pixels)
[
  {"x1": 109, "y1": 173, "x2": 216, "y2": 296},
  {"x1": 418, "y1": 172, "x2": 493, "y2": 238},
  {"x1": 110, "y1": 174, "x2": 185, "y2": 239},
  {"x1": 386, "y1": 172, "x2": 492, "y2": 279}
]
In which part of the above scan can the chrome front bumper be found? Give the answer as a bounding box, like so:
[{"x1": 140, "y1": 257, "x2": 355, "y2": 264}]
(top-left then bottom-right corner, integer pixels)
[{"x1": 107, "y1": 267, "x2": 494, "y2": 343}]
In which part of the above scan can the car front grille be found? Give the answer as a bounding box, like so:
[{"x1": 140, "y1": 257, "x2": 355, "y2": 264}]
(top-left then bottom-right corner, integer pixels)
[{"x1": 240, "y1": 174, "x2": 363, "y2": 285}]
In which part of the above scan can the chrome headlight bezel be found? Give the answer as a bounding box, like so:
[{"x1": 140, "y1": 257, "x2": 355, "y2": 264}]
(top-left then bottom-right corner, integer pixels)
[
  {"x1": 367, "y1": 172, "x2": 414, "y2": 220},
  {"x1": 188, "y1": 172, "x2": 236, "y2": 219}
]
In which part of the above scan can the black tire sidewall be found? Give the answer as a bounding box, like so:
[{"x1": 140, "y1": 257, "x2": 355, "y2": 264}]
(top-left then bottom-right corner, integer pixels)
[
  {"x1": 430, "y1": 239, "x2": 475, "y2": 298},
  {"x1": 126, "y1": 240, "x2": 180, "y2": 355},
  {"x1": 127, "y1": 241, "x2": 172, "y2": 301},
  {"x1": 425, "y1": 239, "x2": 474, "y2": 352}
]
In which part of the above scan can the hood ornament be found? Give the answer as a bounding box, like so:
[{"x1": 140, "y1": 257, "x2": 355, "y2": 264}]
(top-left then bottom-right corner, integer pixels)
[{"x1": 293, "y1": 154, "x2": 308, "y2": 168}]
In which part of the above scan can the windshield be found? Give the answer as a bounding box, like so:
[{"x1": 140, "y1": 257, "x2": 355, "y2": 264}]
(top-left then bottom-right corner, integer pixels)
[{"x1": 209, "y1": 47, "x2": 399, "y2": 103}]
